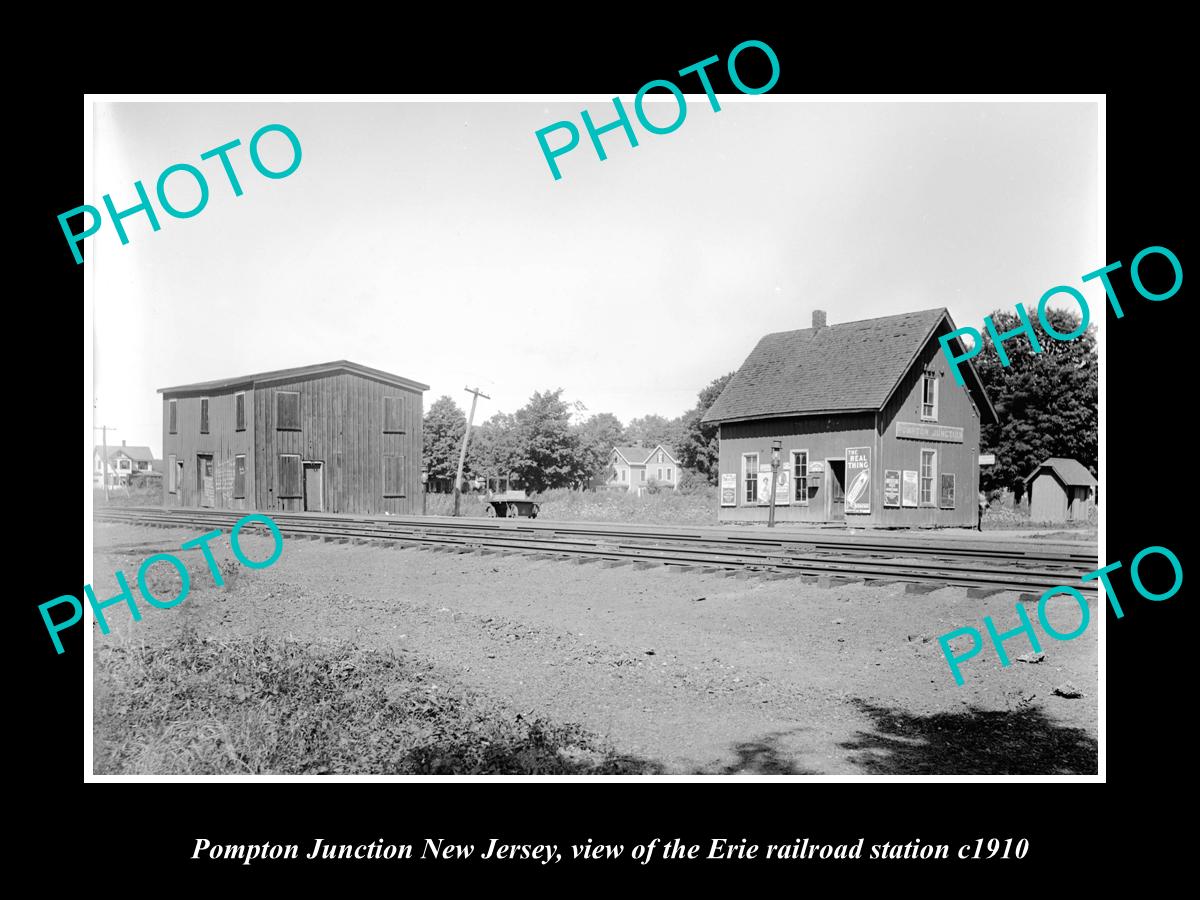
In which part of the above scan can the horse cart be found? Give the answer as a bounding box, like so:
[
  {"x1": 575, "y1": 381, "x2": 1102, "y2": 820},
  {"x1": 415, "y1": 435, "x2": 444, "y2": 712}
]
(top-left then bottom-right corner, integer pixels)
[{"x1": 483, "y1": 476, "x2": 541, "y2": 519}]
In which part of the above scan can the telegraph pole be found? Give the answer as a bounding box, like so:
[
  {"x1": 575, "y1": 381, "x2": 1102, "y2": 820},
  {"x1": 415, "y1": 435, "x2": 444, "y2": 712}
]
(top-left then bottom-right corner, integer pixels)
[
  {"x1": 453, "y1": 386, "x2": 490, "y2": 516},
  {"x1": 95, "y1": 425, "x2": 117, "y2": 502}
]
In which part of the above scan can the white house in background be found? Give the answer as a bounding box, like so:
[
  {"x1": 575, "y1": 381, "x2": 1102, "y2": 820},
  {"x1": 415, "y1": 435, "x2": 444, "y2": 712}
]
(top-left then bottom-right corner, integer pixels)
[
  {"x1": 608, "y1": 444, "x2": 680, "y2": 491},
  {"x1": 93, "y1": 441, "x2": 154, "y2": 486}
]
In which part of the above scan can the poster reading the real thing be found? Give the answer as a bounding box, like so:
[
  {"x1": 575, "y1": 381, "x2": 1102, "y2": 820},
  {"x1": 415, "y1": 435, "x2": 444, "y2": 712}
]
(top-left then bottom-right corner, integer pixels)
[{"x1": 845, "y1": 447, "x2": 871, "y2": 514}]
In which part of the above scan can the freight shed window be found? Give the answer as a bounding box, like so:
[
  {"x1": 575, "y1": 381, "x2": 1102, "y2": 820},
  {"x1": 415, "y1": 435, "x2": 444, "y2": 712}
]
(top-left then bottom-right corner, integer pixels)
[
  {"x1": 168, "y1": 399, "x2": 177, "y2": 434},
  {"x1": 167, "y1": 454, "x2": 177, "y2": 493},
  {"x1": 921, "y1": 370, "x2": 939, "y2": 421},
  {"x1": 235, "y1": 392, "x2": 246, "y2": 431},
  {"x1": 278, "y1": 454, "x2": 302, "y2": 498},
  {"x1": 200, "y1": 398, "x2": 209, "y2": 434},
  {"x1": 234, "y1": 454, "x2": 246, "y2": 499},
  {"x1": 743, "y1": 453, "x2": 759, "y2": 503},
  {"x1": 792, "y1": 450, "x2": 809, "y2": 504},
  {"x1": 383, "y1": 455, "x2": 406, "y2": 497},
  {"x1": 920, "y1": 449, "x2": 937, "y2": 506},
  {"x1": 383, "y1": 396, "x2": 406, "y2": 433},
  {"x1": 276, "y1": 392, "x2": 300, "y2": 430}
]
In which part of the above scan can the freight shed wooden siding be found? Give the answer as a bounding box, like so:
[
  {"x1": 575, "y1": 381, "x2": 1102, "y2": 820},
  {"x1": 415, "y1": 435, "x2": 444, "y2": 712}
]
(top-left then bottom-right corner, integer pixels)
[
  {"x1": 718, "y1": 413, "x2": 877, "y2": 523},
  {"x1": 876, "y1": 331, "x2": 981, "y2": 527},
  {"x1": 161, "y1": 389, "x2": 256, "y2": 511},
  {"x1": 254, "y1": 373, "x2": 422, "y2": 515}
]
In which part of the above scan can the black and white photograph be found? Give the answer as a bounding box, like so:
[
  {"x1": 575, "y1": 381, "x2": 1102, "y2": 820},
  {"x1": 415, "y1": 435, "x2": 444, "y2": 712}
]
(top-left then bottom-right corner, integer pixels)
[{"x1": 81, "y1": 94, "x2": 1104, "y2": 779}]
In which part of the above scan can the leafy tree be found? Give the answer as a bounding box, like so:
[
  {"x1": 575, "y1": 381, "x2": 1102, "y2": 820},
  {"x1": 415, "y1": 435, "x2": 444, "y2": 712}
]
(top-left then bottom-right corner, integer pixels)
[
  {"x1": 508, "y1": 389, "x2": 586, "y2": 493},
  {"x1": 973, "y1": 307, "x2": 1097, "y2": 498},
  {"x1": 422, "y1": 396, "x2": 468, "y2": 483},
  {"x1": 469, "y1": 411, "x2": 519, "y2": 481},
  {"x1": 572, "y1": 412, "x2": 625, "y2": 488},
  {"x1": 624, "y1": 414, "x2": 683, "y2": 453},
  {"x1": 677, "y1": 372, "x2": 736, "y2": 484}
]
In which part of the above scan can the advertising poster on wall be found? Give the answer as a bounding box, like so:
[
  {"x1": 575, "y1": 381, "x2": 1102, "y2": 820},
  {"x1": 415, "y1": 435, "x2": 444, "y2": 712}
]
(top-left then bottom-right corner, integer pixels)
[
  {"x1": 757, "y1": 465, "x2": 773, "y2": 506},
  {"x1": 940, "y1": 472, "x2": 956, "y2": 508},
  {"x1": 775, "y1": 469, "x2": 791, "y2": 505},
  {"x1": 845, "y1": 447, "x2": 871, "y2": 514},
  {"x1": 902, "y1": 470, "x2": 919, "y2": 507},
  {"x1": 720, "y1": 473, "x2": 737, "y2": 507},
  {"x1": 884, "y1": 469, "x2": 901, "y2": 507}
]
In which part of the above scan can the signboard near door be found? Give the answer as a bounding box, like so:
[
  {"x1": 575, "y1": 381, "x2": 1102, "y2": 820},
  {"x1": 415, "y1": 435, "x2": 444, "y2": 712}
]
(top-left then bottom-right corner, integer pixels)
[{"x1": 845, "y1": 447, "x2": 871, "y2": 514}]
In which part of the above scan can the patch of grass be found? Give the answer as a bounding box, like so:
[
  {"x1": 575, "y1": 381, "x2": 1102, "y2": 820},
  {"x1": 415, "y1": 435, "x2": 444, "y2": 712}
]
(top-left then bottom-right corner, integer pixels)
[
  {"x1": 94, "y1": 632, "x2": 661, "y2": 775},
  {"x1": 424, "y1": 486, "x2": 717, "y2": 525}
]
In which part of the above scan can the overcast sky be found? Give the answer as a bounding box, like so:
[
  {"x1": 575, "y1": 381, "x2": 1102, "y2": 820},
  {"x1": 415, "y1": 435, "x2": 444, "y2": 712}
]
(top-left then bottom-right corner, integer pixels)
[{"x1": 90, "y1": 100, "x2": 1098, "y2": 457}]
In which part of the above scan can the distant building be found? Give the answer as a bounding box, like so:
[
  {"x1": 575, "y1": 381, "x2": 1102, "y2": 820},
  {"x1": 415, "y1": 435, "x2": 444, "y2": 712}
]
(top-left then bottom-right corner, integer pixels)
[
  {"x1": 1024, "y1": 458, "x2": 1097, "y2": 523},
  {"x1": 94, "y1": 441, "x2": 154, "y2": 487},
  {"x1": 607, "y1": 445, "x2": 680, "y2": 490},
  {"x1": 160, "y1": 360, "x2": 428, "y2": 515},
  {"x1": 702, "y1": 308, "x2": 997, "y2": 526}
]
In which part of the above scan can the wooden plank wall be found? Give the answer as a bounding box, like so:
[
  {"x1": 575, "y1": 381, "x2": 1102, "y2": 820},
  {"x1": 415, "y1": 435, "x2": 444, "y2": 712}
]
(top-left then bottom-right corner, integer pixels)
[
  {"x1": 877, "y1": 332, "x2": 982, "y2": 527},
  {"x1": 161, "y1": 388, "x2": 256, "y2": 511},
  {"x1": 717, "y1": 413, "x2": 877, "y2": 523},
  {"x1": 254, "y1": 372, "x2": 423, "y2": 515}
]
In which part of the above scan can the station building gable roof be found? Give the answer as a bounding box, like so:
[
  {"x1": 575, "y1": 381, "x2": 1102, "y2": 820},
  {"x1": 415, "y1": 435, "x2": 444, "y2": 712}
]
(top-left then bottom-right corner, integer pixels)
[{"x1": 702, "y1": 308, "x2": 996, "y2": 425}]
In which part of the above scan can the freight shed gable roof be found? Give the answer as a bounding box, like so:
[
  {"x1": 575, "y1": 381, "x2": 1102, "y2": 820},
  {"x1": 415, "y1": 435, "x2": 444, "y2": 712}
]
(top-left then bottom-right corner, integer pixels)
[
  {"x1": 702, "y1": 308, "x2": 995, "y2": 424},
  {"x1": 157, "y1": 360, "x2": 430, "y2": 396}
]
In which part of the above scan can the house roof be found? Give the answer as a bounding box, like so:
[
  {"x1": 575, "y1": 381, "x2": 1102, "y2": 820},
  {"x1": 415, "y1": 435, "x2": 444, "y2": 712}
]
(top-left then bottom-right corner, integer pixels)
[
  {"x1": 702, "y1": 308, "x2": 997, "y2": 425},
  {"x1": 158, "y1": 360, "x2": 430, "y2": 395},
  {"x1": 612, "y1": 444, "x2": 678, "y2": 466},
  {"x1": 1024, "y1": 457, "x2": 1097, "y2": 487},
  {"x1": 613, "y1": 446, "x2": 653, "y2": 465},
  {"x1": 95, "y1": 445, "x2": 154, "y2": 462}
]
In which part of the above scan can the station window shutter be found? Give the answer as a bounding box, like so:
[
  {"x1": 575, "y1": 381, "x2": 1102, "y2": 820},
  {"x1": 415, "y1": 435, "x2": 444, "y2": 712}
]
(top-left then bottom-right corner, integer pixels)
[
  {"x1": 276, "y1": 392, "x2": 301, "y2": 430},
  {"x1": 235, "y1": 393, "x2": 246, "y2": 431},
  {"x1": 167, "y1": 454, "x2": 177, "y2": 493},
  {"x1": 278, "y1": 454, "x2": 302, "y2": 498},
  {"x1": 383, "y1": 454, "x2": 406, "y2": 497},
  {"x1": 383, "y1": 396, "x2": 405, "y2": 433},
  {"x1": 168, "y1": 400, "x2": 177, "y2": 434},
  {"x1": 200, "y1": 398, "x2": 209, "y2": 434},
  {"x1": 234, "y1": 454, "x2": 246, "y2": 499}
]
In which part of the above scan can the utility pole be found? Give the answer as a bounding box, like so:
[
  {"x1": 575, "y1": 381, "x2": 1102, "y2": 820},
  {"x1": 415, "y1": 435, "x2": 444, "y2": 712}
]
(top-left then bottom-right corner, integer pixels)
[
  {"x1": 768, "y1": 440, "x2": 781, "y2": 528},
  {"x1": 94, "y1": 425, "x2": 117, "y2": 502},
  {"x1": 453, "y1": 386, "x2": 490, "y2": 516}
]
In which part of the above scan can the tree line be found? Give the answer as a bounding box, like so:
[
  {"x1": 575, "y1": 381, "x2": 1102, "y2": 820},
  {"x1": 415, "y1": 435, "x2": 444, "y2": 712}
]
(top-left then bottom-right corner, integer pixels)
[
  {"x1": 422, "y1": 373, "x2": 735, "y2": 493},
  {"x1": 423, "y1": 307, "x2": 1097, "y2": 500}
]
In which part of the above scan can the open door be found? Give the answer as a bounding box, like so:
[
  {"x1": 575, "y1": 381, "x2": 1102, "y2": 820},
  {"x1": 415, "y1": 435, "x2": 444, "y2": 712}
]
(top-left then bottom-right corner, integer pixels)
[
  {"x1": 303, "y1": 461, "x2": 324, "y2": 512},
  {"x1": 197, "y1": 454, "x2": 215, "y2": 508},
  {"x1": 827, "y1": 459, "x2": 846, "y2": 522}
]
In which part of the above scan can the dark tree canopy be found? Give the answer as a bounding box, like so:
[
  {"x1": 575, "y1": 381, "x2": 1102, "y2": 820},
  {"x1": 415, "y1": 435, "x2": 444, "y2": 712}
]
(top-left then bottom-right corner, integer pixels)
[
  {"x1": 507, "y1": 389, "x2": 587, "y2": 493},
  {"x1": 624, "y1": 414, "x2": 683, "y2": 453},
  {"x1": 572, "y1": 412, "x2": 626, "y2": 486},
  {"x1": 422, "y1": 396, "x2": 468, "y2": 482},
  {"x1": 677, "y1": 372, "x2": 736, "y2": 484},
  {"x1": 974, "y1": 307, "x2": 1097, "y2": 497}
]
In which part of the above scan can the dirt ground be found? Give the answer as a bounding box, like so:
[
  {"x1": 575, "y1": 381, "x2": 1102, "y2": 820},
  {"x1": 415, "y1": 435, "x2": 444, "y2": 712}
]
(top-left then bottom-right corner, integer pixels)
[{"x1": 90, "y1": 523, "x2": 1099, "y2": 775}]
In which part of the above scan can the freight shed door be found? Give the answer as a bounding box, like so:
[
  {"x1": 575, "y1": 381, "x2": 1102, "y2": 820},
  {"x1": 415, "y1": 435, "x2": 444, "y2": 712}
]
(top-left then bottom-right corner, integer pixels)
[
  {"x1": 197, "y1": 454, "x2": 215, "y2": 508},
  {"x1": 303, "y1": 462, "x2": 324, "y2": 512}
]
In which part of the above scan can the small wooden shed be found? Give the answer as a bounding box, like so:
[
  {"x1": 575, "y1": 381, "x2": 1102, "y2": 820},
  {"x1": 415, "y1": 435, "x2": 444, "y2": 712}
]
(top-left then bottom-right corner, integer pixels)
[{"x1": 1024, "y1": 457, "x2": 1097, "y2": 523}]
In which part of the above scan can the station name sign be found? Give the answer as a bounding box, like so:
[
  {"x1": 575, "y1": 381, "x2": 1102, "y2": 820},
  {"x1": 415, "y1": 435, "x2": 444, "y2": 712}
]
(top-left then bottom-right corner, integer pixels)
[{"x1": 895, "y1": 422, "x2": 964, "y2": 443}]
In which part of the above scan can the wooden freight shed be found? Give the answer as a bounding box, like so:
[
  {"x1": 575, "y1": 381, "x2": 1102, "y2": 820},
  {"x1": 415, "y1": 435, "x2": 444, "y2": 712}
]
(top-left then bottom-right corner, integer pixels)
[
  {"x1": 1024, "y1": 457, "x2": 1097, "y2": 523},
  {"x1": 159, "y1": 360, "x2": 428, "y2": 515},
  {"x1": 702, "y1": 309, "x2": 997, "y2": 527}
]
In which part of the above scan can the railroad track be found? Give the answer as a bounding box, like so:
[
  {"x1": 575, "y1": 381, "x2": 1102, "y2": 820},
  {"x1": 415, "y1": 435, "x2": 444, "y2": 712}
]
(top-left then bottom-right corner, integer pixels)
[{"x1": 94, "y1": 507, "x2": 1098, "y2": 597}]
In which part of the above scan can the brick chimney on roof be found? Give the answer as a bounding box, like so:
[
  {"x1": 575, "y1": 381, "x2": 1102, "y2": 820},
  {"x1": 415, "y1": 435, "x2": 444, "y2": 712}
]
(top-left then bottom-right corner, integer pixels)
[{"x1": 812, "y1": 310, "x2": 827, "y2": 330}]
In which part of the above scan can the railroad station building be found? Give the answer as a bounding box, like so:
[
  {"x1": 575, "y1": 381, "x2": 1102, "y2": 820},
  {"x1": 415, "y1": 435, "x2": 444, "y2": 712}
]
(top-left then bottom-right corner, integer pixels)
[
  {"x1": 702, "y1": 308, "x2": 997, "y2": 527},
  {"x1": 159, "y1": 360, "x2": 428, "y2": 515}
]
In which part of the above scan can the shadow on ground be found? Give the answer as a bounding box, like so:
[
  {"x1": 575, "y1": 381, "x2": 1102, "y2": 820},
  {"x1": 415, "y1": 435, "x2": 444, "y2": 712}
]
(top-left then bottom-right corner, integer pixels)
[
  {"x1": 840, "y1": 700, "x2": 1097, "y2": 775},
  {"x1": 697, "y1": 732, "x2": 821, "y2": 774}
]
